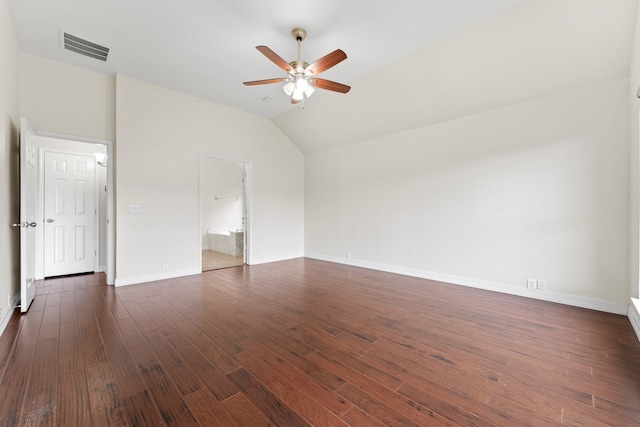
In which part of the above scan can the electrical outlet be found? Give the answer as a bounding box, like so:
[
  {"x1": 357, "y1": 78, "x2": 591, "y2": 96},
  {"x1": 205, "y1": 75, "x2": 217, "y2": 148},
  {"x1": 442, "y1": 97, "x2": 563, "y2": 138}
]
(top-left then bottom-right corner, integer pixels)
[
  {"x1": 7, "y1": 294, "x2": 11, "y2": 307},
  {"x1": 162, "y1": 265, "x2": 169, "y2": 272},
  {"x1": 537, "y1": 280, "x2": 546, "y2": 291},
  {"x1": 527, "y1": 279, "x2": 537, "y2": 289}
]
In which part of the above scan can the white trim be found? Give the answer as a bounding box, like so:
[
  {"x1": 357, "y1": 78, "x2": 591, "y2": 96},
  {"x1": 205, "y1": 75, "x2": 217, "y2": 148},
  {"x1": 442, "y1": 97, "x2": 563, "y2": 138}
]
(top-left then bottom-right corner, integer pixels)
[
  {"x1": 0, "y1": 309, "x2": 14, "y2": 338},
  {"x1": 629, "y1": 298, "x2": 640, "y2": 342},
  {"x1": 0, "y1": 295, "x2": 20, "y2": 338},
  {"x1": 305, "y1": 253, "x2": 628, "y2": 315},
  {"x1": 114, "y1": 267, "x2": 202, "y2": 287},
  {"x1": 249, "y1": 253, "x2": 304, "y2": 266}
]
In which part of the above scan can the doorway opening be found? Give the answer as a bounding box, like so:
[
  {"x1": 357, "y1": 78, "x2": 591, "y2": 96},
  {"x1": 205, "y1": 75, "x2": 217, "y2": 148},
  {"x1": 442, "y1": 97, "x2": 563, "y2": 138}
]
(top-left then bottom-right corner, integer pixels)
[
  {"x1": 34, "y1": 131, "x2": 114, "y2": 284},
  {"x1": 199, "y1": 154, "x2": 251, "y2": 271}
]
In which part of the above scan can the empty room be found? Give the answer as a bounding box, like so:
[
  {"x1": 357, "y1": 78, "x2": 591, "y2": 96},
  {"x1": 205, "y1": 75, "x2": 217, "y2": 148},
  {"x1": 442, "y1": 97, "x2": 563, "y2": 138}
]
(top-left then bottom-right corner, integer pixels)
[{"x1": 1, "y1": 0, "x2": 640, "y2": 425}]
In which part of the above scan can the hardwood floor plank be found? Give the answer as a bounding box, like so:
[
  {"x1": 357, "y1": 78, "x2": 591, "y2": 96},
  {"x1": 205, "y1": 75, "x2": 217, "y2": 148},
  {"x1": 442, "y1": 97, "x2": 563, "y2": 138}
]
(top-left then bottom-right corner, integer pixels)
[
  {"x1": 398, "y1": 381, "x2": 520, "y2": 427},
  {"x1": 174, "y1": 319, "x2": 241, "y2": 374},
  {"x1": 164, "y1": 332, "x2": 239, "y2": 402},
  {"x1": 239, "y1": 337, "x2": 353, "y2": 417},
  {"x1": 59, "y1": 295, "x2": 78, "y2": 324},
  {"x1": 0, "y1": 309, "x2": 43, "y2": 426},
  {"x1": 120, "y1": 390, "x2": 164, "y2": 427},
  {"x1": 138, "y1": 300, "x2": 179, "y2": 336},
  {"x1": 184, "y1": 388, "x2": 239, "y2": 427},
  {"x1": 234, "y1": 347, "x2": 349, "y2": 426},
  {"x1": 122, "y1": 300, "x2": 157, "y2": 334},
  {"x1": 57, "y1": 371, "x2": 91, "y2": 426},
  {"x1": 37, "y1": 303, "x2": 60, "y2": 342},
  {"x1": 100, "y1": 328, "x2": 147, "y2": 398},
  {"x1": 84, "y1": 353, "x2": 128, "y2": 426},
  {"x1": 142, "y1": 329, "x2": 203, "y2": 396},
  {"x1": 226, "y1": 367, "x2": 310, "y2": 426},
  {"x1": 220, "y1": 392, "x2": 275, "y2": 426},
  {"x1": 137, "y1": 361, "x2": 199, "y2": 426},
  {"x1": 252, "y1": 333, "x2": 346, "y2": 391},
  {"x1": 19, "y1": 338, "x2": 58, "y2": 427},
  {"x1": 341, "y1": 405, "x2": 387, "y2": 426},
  {"x1": 336, "y1": 382, "x2": 433, "y2": 427},
  {"x1": 0, "y1": 313, "x2": 23, "y2": 380}
]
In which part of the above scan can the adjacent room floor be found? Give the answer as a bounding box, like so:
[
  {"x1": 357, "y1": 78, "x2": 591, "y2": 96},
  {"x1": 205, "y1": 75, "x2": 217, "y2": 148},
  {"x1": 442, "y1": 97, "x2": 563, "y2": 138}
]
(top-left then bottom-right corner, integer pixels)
[
  {"x1": 0, "y1": 258, "x2": 639, "y2": 425},
  {"x1": 202, "y1": 249, "x2": 243, "y2": 271}
]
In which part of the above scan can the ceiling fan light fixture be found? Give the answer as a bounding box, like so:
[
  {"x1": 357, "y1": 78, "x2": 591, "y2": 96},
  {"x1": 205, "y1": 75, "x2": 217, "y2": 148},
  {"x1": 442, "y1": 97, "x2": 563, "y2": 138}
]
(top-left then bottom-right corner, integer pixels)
[
  {"x1": 292, "y1": 88, "x2": 305, "y2": 101},
  {"x1": 295, "y1": 76, "x2": 309, "y2": 91},
  {"x1": 304, "y1": 84, "x2": 315, "y2": 98},
  {"x1": 283, "y1": 81, "x2": 295, "y2": 96},
  {"x1": 243, "y1": 28, "x2": 350, "y2": 106}
]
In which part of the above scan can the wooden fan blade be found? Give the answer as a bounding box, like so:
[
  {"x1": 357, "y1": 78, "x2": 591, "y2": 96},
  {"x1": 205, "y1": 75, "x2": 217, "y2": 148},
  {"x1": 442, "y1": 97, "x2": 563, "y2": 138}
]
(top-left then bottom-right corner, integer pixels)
[
  {"x1": 243, "y1": 78, "x2": 285, "y2": 86},
  {"x1": 256, "y1": 46, "x2": 293, "y2": 72},
  {"x1": 312, "y1": 78, "x2": 351, "y2": 94},
  {"x1": 306, "y1": 49, "x2": 347, "y2": 75}
]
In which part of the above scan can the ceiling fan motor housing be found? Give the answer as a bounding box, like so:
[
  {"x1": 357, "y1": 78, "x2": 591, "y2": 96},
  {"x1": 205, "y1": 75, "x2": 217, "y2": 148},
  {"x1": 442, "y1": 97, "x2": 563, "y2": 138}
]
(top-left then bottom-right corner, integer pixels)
[{"x1": 291, "y1": 28, "x2": 307, "y2": 42}]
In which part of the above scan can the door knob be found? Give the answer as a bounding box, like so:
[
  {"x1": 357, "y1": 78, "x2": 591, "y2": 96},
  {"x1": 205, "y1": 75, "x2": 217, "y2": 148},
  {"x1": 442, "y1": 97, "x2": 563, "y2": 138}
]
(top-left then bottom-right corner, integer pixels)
[
  {"x1": 10, "y1": 222, "x2": 37, "y2": 228},
  {"x1": 46, "y1": 219, "x2": 54, "y2": 223}
]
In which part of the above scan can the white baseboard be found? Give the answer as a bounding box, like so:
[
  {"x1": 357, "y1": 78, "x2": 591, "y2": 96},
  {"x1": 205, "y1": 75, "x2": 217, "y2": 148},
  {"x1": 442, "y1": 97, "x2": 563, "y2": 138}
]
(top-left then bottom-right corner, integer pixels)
[
  {"x1": 96, "y1": 264, "x2": 107, "y2": 273},
  {"x1": 629, "y1": 299, "x2": 640, "y2": 342},
  {"x1": 248, "y1": 253, "x2": 304, "y2": 266},
  {"x1": 0, "y1": 307, "x2": 15, "y2": 338},
  {"x1": 0, "y1": 295, "x2": 20, "y2": 338},
  {"x1": 114, "y1": 252, "x2": 304, "y2": 287},
  {"x1": 305, "y1": 253, "x2": 628, "y2": 316},
  {"x1": 114, "y1": 267, "x2": 202, "y2": 287}
]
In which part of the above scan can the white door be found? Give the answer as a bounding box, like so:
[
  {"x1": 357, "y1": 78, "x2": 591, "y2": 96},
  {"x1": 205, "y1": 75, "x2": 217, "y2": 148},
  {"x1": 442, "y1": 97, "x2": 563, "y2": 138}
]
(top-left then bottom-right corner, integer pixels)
[
  {"x1": 18, "y1": 118, "x2": 38, "y2": 312},
  {"x1": 43, "y1": 151, "x2": 95, "y2": 277}
]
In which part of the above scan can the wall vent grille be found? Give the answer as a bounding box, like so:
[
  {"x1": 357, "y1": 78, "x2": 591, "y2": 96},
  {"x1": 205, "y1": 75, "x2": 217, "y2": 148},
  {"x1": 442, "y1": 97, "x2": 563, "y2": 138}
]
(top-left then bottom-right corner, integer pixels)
[{"x1": 62, "y1": 32, "x2": 109, "y2": 62}]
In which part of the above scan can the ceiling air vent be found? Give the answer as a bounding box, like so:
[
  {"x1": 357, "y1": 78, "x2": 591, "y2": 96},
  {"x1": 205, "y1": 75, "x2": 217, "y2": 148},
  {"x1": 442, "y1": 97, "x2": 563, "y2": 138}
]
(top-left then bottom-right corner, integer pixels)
[{"x1": 62, "y1": 32, "x2": 109, "y2": 62}]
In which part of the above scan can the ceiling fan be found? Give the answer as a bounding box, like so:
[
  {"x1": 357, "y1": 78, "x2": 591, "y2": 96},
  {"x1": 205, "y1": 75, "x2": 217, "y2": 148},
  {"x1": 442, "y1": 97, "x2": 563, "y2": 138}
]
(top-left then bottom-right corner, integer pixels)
[{"x1": 243, "y1": 28, "x2": 351, "y2": 105}]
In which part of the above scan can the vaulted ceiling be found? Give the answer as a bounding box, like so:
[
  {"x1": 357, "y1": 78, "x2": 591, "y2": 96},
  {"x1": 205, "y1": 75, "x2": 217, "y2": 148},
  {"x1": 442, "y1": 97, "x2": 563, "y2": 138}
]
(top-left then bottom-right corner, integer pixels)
[{"x1": 8, "y1": 0, "x2": 639, "y2": 153}]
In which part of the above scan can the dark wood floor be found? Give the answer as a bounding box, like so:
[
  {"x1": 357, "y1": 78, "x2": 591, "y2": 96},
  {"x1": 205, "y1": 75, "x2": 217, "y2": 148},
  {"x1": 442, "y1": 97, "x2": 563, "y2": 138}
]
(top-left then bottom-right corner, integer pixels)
[{"x1": 1, "y1": 258, "x2": 640, "y2": 426}]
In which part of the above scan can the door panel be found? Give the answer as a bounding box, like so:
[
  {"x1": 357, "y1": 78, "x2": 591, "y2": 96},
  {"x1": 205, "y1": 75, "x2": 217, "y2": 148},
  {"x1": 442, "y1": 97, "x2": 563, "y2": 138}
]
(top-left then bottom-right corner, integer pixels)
[
  {"x1": 44, "y1": 152, "x2": 95, "y2": 277},
  {"x1": 19, "y1": 118, "x2": 38, "y2": 312}
]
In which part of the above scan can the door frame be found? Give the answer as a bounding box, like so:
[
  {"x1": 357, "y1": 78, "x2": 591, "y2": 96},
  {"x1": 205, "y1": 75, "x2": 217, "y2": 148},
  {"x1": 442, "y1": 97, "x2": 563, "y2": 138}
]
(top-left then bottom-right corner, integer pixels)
[
  {"x1": 35, "y1": 130, "x2": 115, "y2": 285},
  {"x1": 198, "y1": 153, "x2": 252, "y2": 270}
]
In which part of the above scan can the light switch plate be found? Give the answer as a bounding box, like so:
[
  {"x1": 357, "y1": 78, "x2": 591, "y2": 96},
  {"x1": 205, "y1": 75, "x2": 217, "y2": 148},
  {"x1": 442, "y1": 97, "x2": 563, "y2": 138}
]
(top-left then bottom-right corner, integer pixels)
[{"x1": 128, "y1": 204, "x2": 143, "y2": 214}]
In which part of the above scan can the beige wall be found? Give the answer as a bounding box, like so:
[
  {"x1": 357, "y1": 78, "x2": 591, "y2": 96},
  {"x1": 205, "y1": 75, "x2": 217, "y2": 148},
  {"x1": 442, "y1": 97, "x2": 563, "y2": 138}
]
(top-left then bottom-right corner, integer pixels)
[
  {"x1": 0, "y1": 0, "x2": 20, "y2": 328},
  {"x1": 629, "y1": 4, "x2": 640, "y2": 302},
  {"x1": 19, "y1": 53, "x2": 115, "y2": 142},
  {"x1": 305, "y1": 79, "x2": 630, "y2": 311},
  {"x1": 115, "y1": 75, "x2": 304, "y2": 284},
  {"x1": 17, "y1": 55, "x2": 304, "y2": 287}
]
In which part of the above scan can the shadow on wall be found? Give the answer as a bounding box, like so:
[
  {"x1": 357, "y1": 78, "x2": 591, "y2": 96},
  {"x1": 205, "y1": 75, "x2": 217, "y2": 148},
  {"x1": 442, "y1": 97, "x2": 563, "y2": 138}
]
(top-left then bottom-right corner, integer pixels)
[{"x1": 6, "y1": 115, "x2": 20, "y2": 300}]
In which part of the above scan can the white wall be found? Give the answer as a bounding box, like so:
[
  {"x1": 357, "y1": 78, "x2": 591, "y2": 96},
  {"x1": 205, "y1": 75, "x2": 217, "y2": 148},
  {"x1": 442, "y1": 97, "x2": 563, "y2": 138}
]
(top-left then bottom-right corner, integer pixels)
[
  {"x1": 306, "y1": 79, "x2": 630, "y2": 310},
  {"x1": 627, "y1": 2, "x2": 640, "y2": 339},
  {"x1": 19, "y1": 53, "x2": 115, "y2": 142},
  {"x1": 115, "y1": 75, "x2": 304, "y2": 285},
  {"x1": 0, "y1": 0, "x2": 20, "y2": 330}
]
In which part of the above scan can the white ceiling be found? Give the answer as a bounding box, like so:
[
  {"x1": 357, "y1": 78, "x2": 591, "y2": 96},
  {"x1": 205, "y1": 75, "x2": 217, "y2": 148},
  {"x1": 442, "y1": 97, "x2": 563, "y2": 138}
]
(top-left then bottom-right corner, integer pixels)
[{"x1": 7, "y1": 0, "x2": 639, "y2": 153}]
